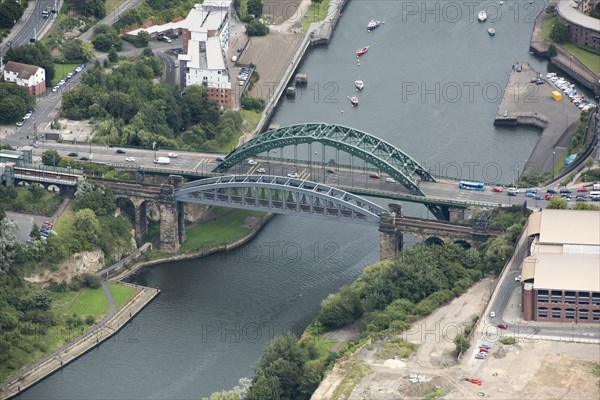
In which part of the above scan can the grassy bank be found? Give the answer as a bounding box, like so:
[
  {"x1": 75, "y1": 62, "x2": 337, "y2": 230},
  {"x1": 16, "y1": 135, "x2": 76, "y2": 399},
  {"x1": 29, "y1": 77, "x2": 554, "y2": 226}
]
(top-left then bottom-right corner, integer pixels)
[
  {"x1": 109, "y1": 284, "x2": 137, "y2": 308},
  {"x1": 561, "y1": 43, "x2": 600, "y2": 75},
  {"x1": 541, "y1": 14, "x2": 556, "y2": 42},
  {"x1": 303, "y1": 0, "x2": 331, "y2": 32},
  {"x1": 52, "y1": 63, "x2": 81, "y2": 86},
  {"x1": 4, "y1": 188, "x2": 62, "y2": 216}
]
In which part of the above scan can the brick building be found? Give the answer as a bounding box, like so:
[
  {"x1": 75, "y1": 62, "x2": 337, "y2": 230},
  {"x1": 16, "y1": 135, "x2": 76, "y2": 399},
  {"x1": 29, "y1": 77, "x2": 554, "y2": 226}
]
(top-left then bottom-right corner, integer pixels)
[
  {"x1": 521, "y1": 209, "x2": 600, "y2": 323},
  {"x1": 3, "y1": 61, "x2": 46, "y2": 95},
  {"x1": 557, "y1": 0, "x2": 600, "y2": 52}
]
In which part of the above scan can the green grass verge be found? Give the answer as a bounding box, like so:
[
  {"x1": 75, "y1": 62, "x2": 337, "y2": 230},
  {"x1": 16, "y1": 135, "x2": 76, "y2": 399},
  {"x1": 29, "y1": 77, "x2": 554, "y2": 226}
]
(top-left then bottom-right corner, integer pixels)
[
  {"x1": 4, "y1": 188, "x2": 62, "y2": 216},
  {"x1": 238, "y1": 0, "x2": 248, "y2": 19},
  {"x1": 541, "y1": 14, "x2": 556, "y2": 42},
  {"x1": 561, "y1": 43, "x2": 600, "y2": 75},
  {"x1": 71, "y1": 287, "x2": 109, "y2": 315},
  {"x1": 108, "y1": 283, "x2": 137, "y2": 309},
  {"x1": 374, "y1": 338, "x2": 417, "y2": 359},
  {"x1": 178, "y1": 209, "x2": 266, "y2": 253},
  {"x1": 302, "y1": 0, "x2": 330, "y2": 32},
  {"x1": 240, "y1": 109, "x2": 261, "y2": 130},
  {"x1": 51, "y1": 63, "x2": 81, "y2": 86}
]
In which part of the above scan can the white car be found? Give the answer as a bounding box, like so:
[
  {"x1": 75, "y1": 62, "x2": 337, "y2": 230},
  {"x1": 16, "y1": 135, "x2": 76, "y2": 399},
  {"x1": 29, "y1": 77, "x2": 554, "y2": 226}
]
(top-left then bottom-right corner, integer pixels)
[
  {"x1": 125, "y1": 157, "x2": 135, "y2": 162},
  {"x1": 256, "y1": 168, "x2": 266, "y2": 173},
  {"x1": 287, "y1": 172, "x2": 299, "y2": 178},
  {"x1": 75, "y1": 66, "x2": 82, "y2": 73},
  {"x1": 247, "y1": 159, "x2": 257, "y2": 165},
  {"x1": 508, "y1": 187, "x2": 520, "y2": 194},
  {"x1": 58, "y1": 79, "x2": 66, "y2": 86},
  {"x1": 385, "y1": 177, "x2": 396, "y2": 183},
  {"x1": 52, "y1": 86, "x2": 59, "y2": 92},
  {"x1": 23, "y1": 113, "x2": 32, "y2": 120},
  {"x1": 167, "y1": 153, "x2": 178, "y2": 158},
  {"x1": 515, "y1": 275, "x2": 522, "y2": 282}
]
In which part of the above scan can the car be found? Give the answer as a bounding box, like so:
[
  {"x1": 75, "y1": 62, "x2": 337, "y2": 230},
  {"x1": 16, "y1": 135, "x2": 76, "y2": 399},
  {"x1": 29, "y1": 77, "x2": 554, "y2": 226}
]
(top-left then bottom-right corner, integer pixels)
[
  {"x1": 480, "y1": 342, "x2": 493, "y2": 349},
  {"x1": 546, "y1": 189, "x2": 557, "y2": 194},
  {"x1": 467, "y1": 378, "x2": 482, "y2": 385},
  {"x1": 237, "y1": 47, "x2": 243, "y2": 52},
  {"x1": 507, "y1": 191, "x2": 517, "y2": 197},
  {"x1": 66, "y1": 72, "x2": 73, "y2": 79},
  {"x1": 16, "y1": 120, "x2": 24, "y2": 127},
  {"x1": 478, "y1": 348, "x2": 489, "y2": 353},
  {"x1": 238, "y1": 75, "x2": 248, "y2": 81},
  {"x1": 492, "y1": 186, "x2": 503, "y2": 192},
  {"x1": 544, "y1": 193, "x2": 554, "y2": 200},
  {"x1": 51, "y1": 86, "x2": 59, "y2": 92},
  {"x1": 508, "y1": 187, "x2": 520, "y2": 194},
  {"x1": 497, "y1": 323, "x2": 508, "y2": 329},
  {"x1": 475, "y1": 353, "x2": 486, "y2": 359},
  {"x1": 560, "y1": 194, "x2": 572, "y2": 201},
  {"x1": 559, "y1": 188, "x2": 572, "y2": 194},
  {"x1": 173, "y1": 48, "x2": 184, "y2": 54},
  {"x1": 32, "y1": 143, "x2": 39, "y2": 148},
  {"x1": 515, "y1": 275, "x2": 521, "y2": 282},
  {"x1": 502, "y1": 109, "x2": 509, "y2": 117},
  {"x1": 534, "y1": 195, "x2": 544, "y2": 200},
  {"x1": 369, "y1": 173, "x2": 381, "y2": 179},
  {"x1": 256, "y1": 168, "x2": 266, "y2": 173},
  {"x1": 489, "y1": 311, "x2": 495, "y2": 318},
  {"x1": 158, "y1": 36, "x2": 172, "y2": 43},
  {"x1": 116, "y1": 149, "x2": 126, "y2": 154},
  {"x1": 287, "y1": 172, "x2": 299, "y2": 178},
  {"x1": 577, "y1": 187, "x2": 589, "y2": 192},
  {"x1": 215, "y1": 156, "x2": 225, "y2": 162},
  {"x1": 168, "y1": 153, "x2": 178, "y2": 158},
  {"x1": 239, "y1": 81, "x2": 245, "y2": 86},
  {"x1": 24, "y1": 111, "x2": 32, "y2": 119},
  {"x1": 576, "y1": 195, "x2": 588, "y2": 202},
  {"x1": 326, "y1": 168, "x2": 336, "y2": 174},
  {"x1": 247, "y1": 159, "x2": 257, "y2": 165},
  {"x1": 75, "y1": 66, "x2": 82, "y2": 73},
  {"x1": 526, "y1": 188, "x2": 537, "y2": 194},
  {"x1": 58, "y1": 79, "x2": 66, "y2": 86},
  {"x1": 525, "y1": 191, "x2": 536, "y2": 198},
  {"x1": 516, "y1": 63, "x2": 522, "y2": 72},
  {"x1": 125, "y1": 157, "x2": 135, "y2": 162},
  {"x1": 535, "y1": 79, "x2": 545, "y2": 85},
  {"x1": 67, "y1": 152, "x2": 78, "y2": 157},
  {"x1": 385, "y1": 177, "x2": 396, "y2": 183},
  {"x1": 79, "y1": 156, "x2": 89, "y2": 161}
]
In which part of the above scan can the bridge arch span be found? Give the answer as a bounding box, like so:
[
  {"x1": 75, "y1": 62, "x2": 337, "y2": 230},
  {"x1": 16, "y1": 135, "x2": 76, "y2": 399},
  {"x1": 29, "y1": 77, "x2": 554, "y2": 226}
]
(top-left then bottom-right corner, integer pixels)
[
  {"x1": 424, "y1": 236, "x2": 445, "y2": 246},
  {"x1": 215, "y1": 123, "x2": 435, "y2": 196},
  {"x1": 176, "y1": 175, "x2": 387, "y2": 225}
]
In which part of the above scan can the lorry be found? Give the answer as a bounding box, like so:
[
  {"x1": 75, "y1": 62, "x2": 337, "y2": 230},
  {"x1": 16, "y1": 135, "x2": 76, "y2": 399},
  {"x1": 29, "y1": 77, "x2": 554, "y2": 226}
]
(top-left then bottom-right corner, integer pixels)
[{"x1": 154, "y1": 157, "x2": 170, "y2": 165}]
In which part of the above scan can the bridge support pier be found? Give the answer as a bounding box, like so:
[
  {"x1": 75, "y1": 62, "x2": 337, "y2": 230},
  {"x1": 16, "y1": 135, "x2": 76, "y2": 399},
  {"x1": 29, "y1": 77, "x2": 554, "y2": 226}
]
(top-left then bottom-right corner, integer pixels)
[
  {"x1": 134, "y1": 202, "x2": 148, "y2": 244},
  {"x1": 448, "y1": 206, "x2": 467, "y2": 223},
  {"x1": 159, "y1": 202, "x2": 182, "y2": 253},
  {"x1": 379, "y1": 210, "x2": 403, "y2": 261}
]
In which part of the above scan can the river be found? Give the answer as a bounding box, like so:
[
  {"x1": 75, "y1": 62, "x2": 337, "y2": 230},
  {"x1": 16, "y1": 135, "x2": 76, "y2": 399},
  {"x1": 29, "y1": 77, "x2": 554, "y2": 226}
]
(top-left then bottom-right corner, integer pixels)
[{"x1": 16, "y1": 1, "x2": 550, "y2": 398}]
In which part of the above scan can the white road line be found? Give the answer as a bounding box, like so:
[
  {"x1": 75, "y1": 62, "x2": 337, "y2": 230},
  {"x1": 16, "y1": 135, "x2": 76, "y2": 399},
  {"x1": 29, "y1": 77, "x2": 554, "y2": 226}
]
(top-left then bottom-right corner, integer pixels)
[{"x1": 193, "y1": 160, "x2": 205, "y2": 170}]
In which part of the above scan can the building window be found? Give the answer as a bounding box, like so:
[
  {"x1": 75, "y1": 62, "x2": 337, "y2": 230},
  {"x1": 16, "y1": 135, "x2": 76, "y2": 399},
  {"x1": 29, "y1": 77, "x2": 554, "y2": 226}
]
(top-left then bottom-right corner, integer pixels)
[
  {"x1": 551, "y1": 290, "x2": 562, "y2": 304},
  {"x1": 565, "y1": 291, "x2": 576, "y2": 304},
  {"x1": 592, "y1": 293, "x2": 600, "y2": 306},
  {"x1": 565, "y1": 308, "x2": 575, "y2": 320},
  {"x1": 552, "y1": 308, "x2": 561, "y2": 319},
  {"x1": 538, "y1": 307, "x2": 548, "y2": 318},
  {"x1": 537, "y1": 290, "x2": 549, "y2": 303},
  {"x1": 593, "y1": 310, "x2": 600, "y2": 321},
  {"x1": 578, "y1": 309, "x2": 588, "y2": 321},
  {"x1": 578, "y1": 292, "x2": 590, "y2": 305}
]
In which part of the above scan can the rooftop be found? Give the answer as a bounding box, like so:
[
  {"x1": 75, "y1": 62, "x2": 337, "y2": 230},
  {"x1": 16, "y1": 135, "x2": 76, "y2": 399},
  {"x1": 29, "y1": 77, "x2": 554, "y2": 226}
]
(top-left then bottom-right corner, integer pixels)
[
  {"x1": 3, "y1": 61, "x2": 42, "y2": 79},
  {"x1": 531, "y1": 253, "x2": 600, "y2": 292},
  {"x1": 537, "y1": 209, "x2": 600, "y2": 246},
  {"x1": 558, "y1": 0, "x2": 600, "y2": 32}
]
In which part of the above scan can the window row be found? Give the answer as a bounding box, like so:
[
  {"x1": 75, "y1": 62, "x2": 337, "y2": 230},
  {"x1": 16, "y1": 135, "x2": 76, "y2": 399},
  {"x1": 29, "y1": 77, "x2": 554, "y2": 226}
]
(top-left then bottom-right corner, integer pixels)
[{"x1": 537, "y1": 307, "x2": 600, "y2": 321}]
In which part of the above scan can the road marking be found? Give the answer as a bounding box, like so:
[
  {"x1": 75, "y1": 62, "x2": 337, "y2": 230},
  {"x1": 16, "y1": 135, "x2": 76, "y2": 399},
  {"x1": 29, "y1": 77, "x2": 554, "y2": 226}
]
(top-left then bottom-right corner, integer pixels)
[{"x1": 193, "y1": 160, "x2": 208, "y2": 170}]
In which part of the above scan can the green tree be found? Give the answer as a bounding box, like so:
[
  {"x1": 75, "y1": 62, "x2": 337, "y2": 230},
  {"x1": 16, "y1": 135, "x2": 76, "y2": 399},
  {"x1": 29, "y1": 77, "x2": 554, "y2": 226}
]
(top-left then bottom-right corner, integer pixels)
[
  {"x1": 0, "y1": 0, "x2": 24, "y2": 29},
  {"x1": 27, "y1": 184, "x2": 46, "y2": 200},
  {"x1": 91, "y1": 25, "x2": 123, "y2": 52},
  {"x1": 74, "y1": 180, "x2": 116, "y2": 216},
  {"x1": 246, "y1": 372, "x2": 281, "y2": 400},
  {"x1": 62, "y1": 39, "x2": 86, "y2": 63},
  {"x1": 247, "y1": 0, "x2": 263, "y2": 17},
  {"x1": 108, "y1": 48, "x2": 119, "y2": 63},
  {"x1": 246, "y1": 19, "x2": 269, "y2": 36},
  {"x1": 41, "y1": 150, "x2": 61, "y2": 166},
  {"x1": 483, "y1": 236, "x2": 513, "y2": 274},
  {"x1": 0, "y1": 83, "x2": 36, "y2": 123},
  {"x1": 550, "y1": 22, "x2": 569, "y2": 43},
  {"x1": 573, "y1": 202, "x2": 599, "y2": 211},
  {"x1": 453, "y1": 335, "x2": 470, "y2": 356},
  {"x1": 30, "y1": 224, "x2": 41, "y2": 240},
  {"x1": 547, "y1": 197, "x2": 568, "y2": 209},
  {"x1": 80, "y1": 41, "x2": 97, "y2": 62},
  {"x1": 6, "y1": 42, "x2": 56, "y2": 86},
  {"x1": 547, "y1": 43, "x2": 557, "y2": 58},
  {"x1": 0, "y1": 218, "x2": 19, "y2": 272},
  {"x1": 73, "y1": 209, "x2": 101, "y2": 250}
]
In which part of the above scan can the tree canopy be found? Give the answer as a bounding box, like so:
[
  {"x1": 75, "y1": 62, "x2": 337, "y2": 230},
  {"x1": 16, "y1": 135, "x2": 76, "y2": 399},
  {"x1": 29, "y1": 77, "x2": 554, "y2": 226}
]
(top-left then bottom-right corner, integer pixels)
[{"x1": 0, "y1": 83, "x2": 36, "y2": 123}]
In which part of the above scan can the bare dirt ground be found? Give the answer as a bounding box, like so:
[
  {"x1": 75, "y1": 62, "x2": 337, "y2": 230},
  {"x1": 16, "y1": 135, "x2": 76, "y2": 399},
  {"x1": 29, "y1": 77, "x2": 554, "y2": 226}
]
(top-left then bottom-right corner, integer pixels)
[
  {"x1": 263, "y1": 0, "x2": 305, "y2": 25},
  {"x1": 312, "y1": 278, "x2": 600, "y2": 400},
  {"x1": 237, "y1": 33, "x2": 303, "y2": 101}
]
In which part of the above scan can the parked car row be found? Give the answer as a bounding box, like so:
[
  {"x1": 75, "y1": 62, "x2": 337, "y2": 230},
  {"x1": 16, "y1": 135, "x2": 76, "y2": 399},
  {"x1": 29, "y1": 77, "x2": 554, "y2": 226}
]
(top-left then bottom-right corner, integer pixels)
[
  {"x1": 238, "y1": 67, "x2": 251, "y2": 85},
  {"x1": 51, "y1": 63, "x2": 87, "y2": 92},
  {"x1": 16, "y1": 109, "x2": 34, "y2": 126},
  {"x1": 546, "y1": 73, "x2": 597, "y2": 112}
]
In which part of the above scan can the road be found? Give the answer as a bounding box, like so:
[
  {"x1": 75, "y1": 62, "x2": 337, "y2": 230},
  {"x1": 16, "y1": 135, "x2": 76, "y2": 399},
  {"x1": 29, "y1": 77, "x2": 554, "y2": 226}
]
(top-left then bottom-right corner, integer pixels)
[
  {"x1": 78, "y1": 0, "x2": 145, "y2": 41},
  {"x1": 0, "y1": 0, "x2": 58, "y2": 56}
]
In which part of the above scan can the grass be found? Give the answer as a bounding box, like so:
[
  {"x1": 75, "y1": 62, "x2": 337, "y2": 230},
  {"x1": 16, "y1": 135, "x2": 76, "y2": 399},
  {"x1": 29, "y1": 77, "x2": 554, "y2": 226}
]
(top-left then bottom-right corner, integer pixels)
[
  {"x1": 302, "y1": 0, "x2": 330, "y2": 32},
  {"x1": 425, "y1": 386, "x2": 448, "y2": 400},
  {"x1": 178, "y1": 209, "x2": 266, "y2": 253},
  {"x1": 375, "y1": 338, "x2": 417, "y2": 359},
  {"x1": 237, "y1": 0, "x2": 249, "y2": 19},
  {"x1": 331, "y1": 359, "x2": 370, "y2": 400},
  {"x1": 70, "y1": 287, "x2": 110, "y2": 315},
  {"x1": 4, "y1": 188, "x2": 62, "y2": 216},
  {"x1": 541, "y1": 14, "x2": 556, "y2": 42},
  {"x1": 51, "y1": 63, "x2": 81, "y2": 86},
  {"x1": 561, "y1": 43, "x2": 600, "y2": 75},
  {"x1": 499, "y1": 336, "x2": 516, "y2": 345},
  {"x1": 240, "y1": 109, "x2": 262, "y2": 130},
  {"x1": 108, "y1": 284, "x2": 137, "y2": 309}
]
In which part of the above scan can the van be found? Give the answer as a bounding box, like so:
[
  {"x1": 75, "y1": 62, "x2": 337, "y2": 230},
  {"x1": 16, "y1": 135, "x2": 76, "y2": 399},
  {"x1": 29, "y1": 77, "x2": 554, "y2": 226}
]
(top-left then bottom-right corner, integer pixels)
[
  {"x1": 590, "y1": 191, "x2": 600, "y2": 199},
  {"x1": 559, "y1": 188, "x2": 572, "y2": 194},
  {"x1": 593, "y1": 183, "x2": 600, "y2": 190}
]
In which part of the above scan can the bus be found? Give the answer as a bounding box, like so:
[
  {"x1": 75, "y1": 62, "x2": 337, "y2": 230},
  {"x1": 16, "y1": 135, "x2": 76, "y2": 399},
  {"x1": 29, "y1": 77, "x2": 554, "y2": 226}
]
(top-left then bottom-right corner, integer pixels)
[{"x1": 458, "y1": 181, "x2": 485, "y2": 191}]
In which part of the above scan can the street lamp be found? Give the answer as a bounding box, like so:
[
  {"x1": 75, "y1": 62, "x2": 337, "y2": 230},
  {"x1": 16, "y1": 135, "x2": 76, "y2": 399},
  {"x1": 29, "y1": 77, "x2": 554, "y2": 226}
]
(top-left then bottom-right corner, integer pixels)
[{"x1": 552, "y1": 151, "x2": 556, "y2": 180}]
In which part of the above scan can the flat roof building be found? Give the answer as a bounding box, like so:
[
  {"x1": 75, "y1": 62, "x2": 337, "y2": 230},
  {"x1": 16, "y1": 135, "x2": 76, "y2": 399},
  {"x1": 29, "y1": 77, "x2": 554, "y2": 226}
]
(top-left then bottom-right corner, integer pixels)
[
  {"x1": 557, "y1": 0, "x2": 600, "y2": 51},
  {"x1": 522, "y1": 209, "x2": 600, "y2": 323}
]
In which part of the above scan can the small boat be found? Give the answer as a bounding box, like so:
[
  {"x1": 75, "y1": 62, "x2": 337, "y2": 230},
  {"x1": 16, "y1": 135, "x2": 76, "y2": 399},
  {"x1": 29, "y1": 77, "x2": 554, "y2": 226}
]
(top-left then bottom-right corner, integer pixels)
[
  {"x1": 350, "y1": 96, "x2": 359, "y2": 106},
  {"x1": 367, "y1": 20, "x2": 381, "y2": 31},
  {"x1": 488, "y1": 28, "x2": 495, "y2": 36},
  {"x1": 478, "y1": 10, "x2": 487, "y2": 22},
  {"x1": 500, "y1": 1, "x2": 504, "y2": 4},
  {"x1": 355, "y1": 80, "x2": 364, "y2": 90},
  {"x1": 356, "y1": 46, "x2": 369, "y2": 56}
]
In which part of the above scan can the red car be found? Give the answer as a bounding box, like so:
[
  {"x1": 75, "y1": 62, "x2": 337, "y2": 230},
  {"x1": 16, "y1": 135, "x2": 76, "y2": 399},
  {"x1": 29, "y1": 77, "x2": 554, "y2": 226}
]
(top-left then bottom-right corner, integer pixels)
[
  {"x1": 492, "y1": 187, "x2": 503, "y2": 192},
  {"x1": 497, "y1": 323, "x2": 508, "y2": 329},
  {"x1": 369, "y1": 173, "x2": 380, "y2": 179},
  {"x1": 467, "y1": 378, "x2": 482, "y2": 386},
  {"x1": 578, "y1": 187, "x2": 589, "y2": 192},
  {"x1": 478, "y1": 348, "x2": 489, "y2": 353},
  {"x1": 544, "y1": 193, "x2": 554, "y2": 200}
]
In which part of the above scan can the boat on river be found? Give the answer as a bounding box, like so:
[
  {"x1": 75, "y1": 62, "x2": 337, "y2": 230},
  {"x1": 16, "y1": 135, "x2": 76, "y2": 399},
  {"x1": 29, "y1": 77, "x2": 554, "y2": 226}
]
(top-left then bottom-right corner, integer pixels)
[
  {"x1": 355, "y1": 80, "x2": 364, "y2": 90},
  {"x1": 488, "y1": 28, "x2": 495, "y2": 36},
  {"x1": 350, "y1": 96, "x2": 359, "y2": 106},
  {"x1": 356, "y1": 46, "x2": 369, "y2": 56},
  {"x1": 367, "y1": 20, "x2": 381, "y2": 31},
  {"x1": 478, "y1": 10, "x2": 487, "y2": 22}
]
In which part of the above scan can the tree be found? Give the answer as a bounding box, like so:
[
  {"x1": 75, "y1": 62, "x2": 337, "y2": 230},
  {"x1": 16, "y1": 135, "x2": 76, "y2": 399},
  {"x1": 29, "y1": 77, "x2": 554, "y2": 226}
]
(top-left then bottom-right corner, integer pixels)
[
  {"x1": 30, "y1": 224, "x2": 42, "y2": 240},
  {"x1": 0, "y1": 83, "x2": 36, "y2": 123},
  {"x1": 573, "y1": 202, "x2": 599, "y2": 211},
  {"x1": 80, "y1": 41, "x2": 97, "y2": 62},
  {"x1": 547, "y1": 43, "x2": 557, "y2": 58},
  {"x1": 246, "y1": 19, "x2": 269, "y2": 36},
  {"x1": 62, "y1": 39, "x2": 86, "y2": 63},
  {"x1": 6, "y1": 42, "x2": 56, "y2": 86},
  {"x1": 483, "y1": 236, "x2": 513, "y2": 274},
  {"x1": 41, "y1": 150, "x2": 61, "y2": 166},
  {"x1": 453, "y1": 335, "x2": 471, "y2": 356},
  {"x1": 91, "y1": 25, "x2": 123, "y2": 52},
  {"x1": 73, "y1": 209, "x2": 101, "y2": 250},
  {"x1": 550, "y1": 22, "x2": 569, "y2": 43},
  {"x1": 27, "y1": 184, "x2": 46, "y2": 200},
  {"x1": 247, "y1": 0, "x2": 263, "y2": 17},
  {"x1": 74, "y1": 180, "x2": 116, "y2": 216},
  {"x1": 108, "y1": 48, "x2": 119, "y2": 63},
  {"x1": 246, "y1": 372, "x2": 281, "y2": 400},
  {"x1": 0, "y1": 0, "x2": 23, "y2": 29},
  {"x1": 0, "y1": 218, "x2": 19, "y2": 273},
  {"x1": 547, "y1": 197, "x2": 568, "y2": 209}
]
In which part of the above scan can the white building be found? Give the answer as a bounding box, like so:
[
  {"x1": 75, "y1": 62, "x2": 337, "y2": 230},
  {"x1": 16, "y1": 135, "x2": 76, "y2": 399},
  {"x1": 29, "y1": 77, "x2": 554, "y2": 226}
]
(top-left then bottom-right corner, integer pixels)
[
  {"x1": 128, "y1": 1, "x2": 233, "y2": 108},
  {"x1": 3, "y1": 61, "x2": 46, "y2": 95}
]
